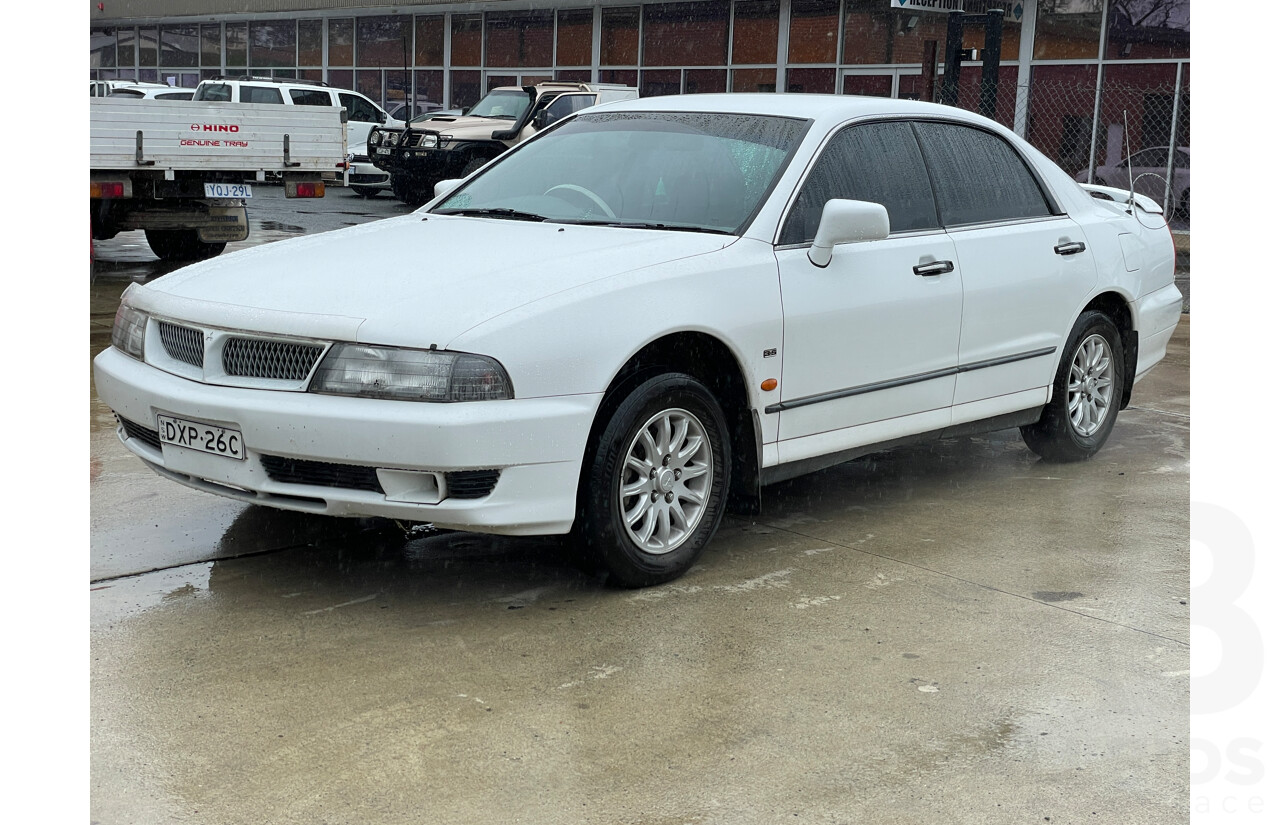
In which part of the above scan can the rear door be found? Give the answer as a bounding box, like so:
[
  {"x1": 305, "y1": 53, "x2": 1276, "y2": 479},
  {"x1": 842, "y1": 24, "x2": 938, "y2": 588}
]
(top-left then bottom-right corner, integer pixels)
[
  {"x1": 773, "y1": 120, "x2": 962, "y2": 447},
  {"x1": 911, "y1": 120, "x2": 1097, "y2": 412}
]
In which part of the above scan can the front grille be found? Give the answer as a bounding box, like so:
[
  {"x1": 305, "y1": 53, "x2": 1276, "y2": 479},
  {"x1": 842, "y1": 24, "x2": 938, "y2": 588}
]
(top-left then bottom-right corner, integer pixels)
[
  {"x1": 117, "y1": 415, "x2": 162, "y2": 451},
  {"x1": 158, "y1": 321, "x2": 204, "y2": 368},
  {"x1": 261, "y1": 455, "x2": 383, "y2": 493},
  {"x1": 445, "y1": 469, "x2": 501, "y2": 499},
  {"x1": 223, "y1": 338, "x2": 324, "y2": 380}
]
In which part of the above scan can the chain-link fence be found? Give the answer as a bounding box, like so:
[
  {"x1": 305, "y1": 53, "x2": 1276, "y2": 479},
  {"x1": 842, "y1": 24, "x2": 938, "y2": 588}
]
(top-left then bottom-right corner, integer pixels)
[{"x1": 1013, "y1": 70, "x2": 1190, "y2": 229}]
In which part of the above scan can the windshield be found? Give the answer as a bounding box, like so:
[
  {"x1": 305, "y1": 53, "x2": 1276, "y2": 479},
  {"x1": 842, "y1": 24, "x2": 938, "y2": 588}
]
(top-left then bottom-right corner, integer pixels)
[
  {"x1": 466, "y1": 89, "x2": 533, "y2": 121},
  {"x1": 432, "y1": 112, "x2": 810, "y2": 234}
]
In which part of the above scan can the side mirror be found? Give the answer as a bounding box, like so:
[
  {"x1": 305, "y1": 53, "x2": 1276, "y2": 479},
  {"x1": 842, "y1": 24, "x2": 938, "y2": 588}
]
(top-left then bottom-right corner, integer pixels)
[
  {"x1": 533, "y1": 109, "x2": 553, "y2": 131},
  {"x1": 807, "y1": 199, "x2": 891, "y2": 267},
  {"x1": 378, "y1": 110, "x2": 388, "y2": 124},
  {"x1": 434, "y1": 179, "x2": 463, "y2": 199}
]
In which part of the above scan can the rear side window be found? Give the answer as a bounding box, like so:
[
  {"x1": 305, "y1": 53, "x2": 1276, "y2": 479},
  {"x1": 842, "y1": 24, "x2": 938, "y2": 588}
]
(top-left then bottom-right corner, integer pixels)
[
  {"x1": 780, "y1": 121, "x2": 939, "y2": 245},
  {"x1": 912, "y1": 122, "x2": 1051, "y2": 226},
  {"x1": 194, "y1": 83, "x2": 231, "y2": 102},
  {"x1": 157, "y1": 92, "x2": 192, "y2": 100},
  {"x1": 241, "y1": 85, "x2": 284, "y2": 104},
  {"x1": 290, "y1": 89, "x2": 333, "y2": 107}
]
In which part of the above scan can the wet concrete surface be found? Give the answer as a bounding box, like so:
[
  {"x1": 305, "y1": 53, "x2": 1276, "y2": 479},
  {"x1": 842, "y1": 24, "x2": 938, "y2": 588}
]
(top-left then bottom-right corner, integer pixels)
[{"x1": 91, "y1": 187, "x2": 1190, "y2": 824}]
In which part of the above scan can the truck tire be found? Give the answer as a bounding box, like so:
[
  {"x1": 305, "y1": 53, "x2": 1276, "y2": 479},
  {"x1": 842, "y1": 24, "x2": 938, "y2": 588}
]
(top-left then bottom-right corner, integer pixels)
[
  {"x1": 351, "y1": 186, "x2": 381, "y2": 198},
  {"x1": 145, "y1": 229, "x2": 227, "y2": 262}
]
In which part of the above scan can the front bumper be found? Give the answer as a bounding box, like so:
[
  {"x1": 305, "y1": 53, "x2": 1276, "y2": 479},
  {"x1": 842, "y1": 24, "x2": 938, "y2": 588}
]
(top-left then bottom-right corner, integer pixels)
[
  {"x1": 347, "y1": 159, "x2": 390, "y2": 189},
  {"x1": 369, "y1": 144, "x2": 474, "y2": 181},
  {"x1": 93, "y1": 346, "x2": 599, "y2": 535}
]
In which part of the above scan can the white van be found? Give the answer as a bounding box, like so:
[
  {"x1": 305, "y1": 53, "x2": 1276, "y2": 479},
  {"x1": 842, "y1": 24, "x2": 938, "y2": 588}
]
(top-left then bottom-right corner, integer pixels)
[{"x1": 193, "y1": 76, "x2": 403, "y2": 163}]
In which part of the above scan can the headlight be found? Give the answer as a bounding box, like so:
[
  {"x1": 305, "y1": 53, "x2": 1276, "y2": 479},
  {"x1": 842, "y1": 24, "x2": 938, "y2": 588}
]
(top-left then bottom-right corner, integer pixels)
[
  {"x1": 111, "y1": 304, "x2": 148, "y2": 360},
  {"x1": 309, "y1": 344, "x2": 513, "y2": 402},
  {"x1": 419, "y1": 134, "x2": 438, "y2": 149},
  {"x1": 368, "y1": 131, "x2": 382, "y2": 147}
]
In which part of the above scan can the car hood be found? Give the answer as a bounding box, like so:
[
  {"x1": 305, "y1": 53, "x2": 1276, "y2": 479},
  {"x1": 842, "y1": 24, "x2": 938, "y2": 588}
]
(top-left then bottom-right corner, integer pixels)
[
  {"x1": 131, "y1": 214, "x2": 736, "y2": 348},
  {"x1": 409, "y1": 113, "x2": 515, "y2": 137}
]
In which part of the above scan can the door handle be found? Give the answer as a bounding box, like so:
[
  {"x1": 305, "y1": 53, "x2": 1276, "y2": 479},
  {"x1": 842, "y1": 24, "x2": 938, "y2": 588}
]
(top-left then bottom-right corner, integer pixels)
[
  {"x1": 913, "y1": 260, "x2": 954, "y2": 277},
  {"x1": 1054, "y1": 241, "x2": 1087, "y2": 255}
]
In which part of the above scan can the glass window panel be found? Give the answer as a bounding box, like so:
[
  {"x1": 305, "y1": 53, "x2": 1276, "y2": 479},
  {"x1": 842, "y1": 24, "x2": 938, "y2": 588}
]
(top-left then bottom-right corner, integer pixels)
[
  {"x1": 788, "y1": 0, "x2": 838, "y2": 64},
  {"x1": 200, "y1": 25, "x2": 221, "y2": 67},
  {"x1": 487, "y1": 74, "x2": 518, "y2": 91},
  {"x1": 786, "y1": 67, "x2": 834, "y2": 94},
  {"x1": 1105, "y1": 0, "x2": 1189, "y2": 60},
  {"x1": 356, "y1": 70, "x2": 383, "y2": 103},
  {"x1": 486, "y1": 11, "x2": 554, "y2": 69},
  {"x1": 139, "y1": 68, "x2": 159, "y2": 83},
  {"x1": 913, "y1": 121, "x2": 1051, "y2": 225},
  {"x1": 600, "y1": 69, "x2": 639, "y2": 86},
  {"x1": 1034, "y1": 0, "x2": 1103, "y2": 60},
  {"x1": 416, "y1": 16, "x2": 445, "y2": 66},
  {"x1": 523, "y1": 73, "x2": 555, "y2": 85},
  {"x1": 556, "y1": 69, "x2": 593, "y2": 82},
  {"x1": 557, "y1": 9, "x2": 594, "y2": 67},
  {"x1": 298, "y1": 20, "x2": 322, "y2": 66},
  {"x1": 249, "y1": 21, "x2": 295, "y2": 68},
  {"x1": 732, "y1": 1, "x2": 778, "y2": 65},
  {"x1": 451, "y1": 14, "x2": 483, "y2": 66},
  {"x1": 226, "y1": 23, "x2": 247, "y2": 67},
  {"x1": 160, "y1": 25, "x2": 198, "y2": 68},
  {"x1": 643, "y1": 2, "x2": 729, "y2": 67},
  {"x1": 841, "y1": 0, "x2": 1018, "y2": 65},
  {"x1": 385, "y1": 70, "x2": 410, "y2": 109},
  {"x1": 414, "y1": 70, "x2": 445, "y2": 106},
  {"x1": 200, "y1": 68, "x2": 221, "y2": 81},
  {"x1": 91, "y1": 28, "x2": 117, "y2": 69},
  {"x1": 842, "y1": 73, "x2": 893, "y2": 97},
  {"x1": 329, "y1": 19, "x2": 354, "y2": 66},
  {"x1": 685, "y1": 69, "x2": 727, "y2": 94},
  {"x1": 450, "y1": 70, "x2": 483, "y2": 110},
  {"x1": 781, "y1": 121, "x2": 938, "y2": 244},
  {"x1": 328, "y1": 69, "x2": 354, "y2": 91},
  {"x1": 602, "y1": 7, "x2": 640, "y2": 65},
  {"x1": 138, "y1": 27, "x2": 158, "y2": 66},
  {"x1": 357, "y1": 16, "x2": 410, "y2": 68},
  {"x1": 732, "y1": 67, "x2": 776, "y2": 92},
  {"x1": 117, "y1": 28, "x2": 136, "y2": 67},
  {"x1": 641, "y1": 69, "x2": 681, "y2": 97}
]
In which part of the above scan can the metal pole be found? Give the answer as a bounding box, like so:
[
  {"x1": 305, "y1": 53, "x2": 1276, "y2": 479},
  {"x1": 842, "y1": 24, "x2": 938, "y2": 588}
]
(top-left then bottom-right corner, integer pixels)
[
  {"x1": 1085, "y1": 0, "x2": 1109, "y2": 185},
  {"x1": 1012, "y1": 0, "x2": 1038, "y2": 138},
  {"x1": 980, "y1": 8, "x2": 1003, "y2": 120},
  {"x1": 776, "y1": 0, "x2": 791, "y2": 93},
  {"x1": 1163, "y1": 61, "x2": 1184, "y2": 216},
  {"x1": 940, "y1": 11, "x2": 963, "y2": 107}
]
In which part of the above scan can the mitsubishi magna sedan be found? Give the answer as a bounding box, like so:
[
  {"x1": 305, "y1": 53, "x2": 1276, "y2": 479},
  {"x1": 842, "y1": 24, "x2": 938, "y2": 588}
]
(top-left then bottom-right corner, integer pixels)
[{"x1": 94, "y1": 94, "x2": 1183, "y2": 587}]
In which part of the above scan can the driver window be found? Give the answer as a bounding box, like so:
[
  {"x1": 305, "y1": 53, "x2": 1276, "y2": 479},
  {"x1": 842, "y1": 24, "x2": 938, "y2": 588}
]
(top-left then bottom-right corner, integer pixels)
[{"x1": 340, "y1": 93, "x2": 381, "y2": 123}]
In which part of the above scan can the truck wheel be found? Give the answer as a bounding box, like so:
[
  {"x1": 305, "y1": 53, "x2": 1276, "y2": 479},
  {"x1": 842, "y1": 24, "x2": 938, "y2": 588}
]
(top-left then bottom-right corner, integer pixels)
[{"x1": 145, "y1": 229, "x2": 227, "y2": 262}]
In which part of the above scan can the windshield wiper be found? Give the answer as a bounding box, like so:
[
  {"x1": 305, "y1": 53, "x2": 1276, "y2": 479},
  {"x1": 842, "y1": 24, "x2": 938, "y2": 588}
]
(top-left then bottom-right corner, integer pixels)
[
  {"x1": 555, "y1": 219, "x2": 733, "y2": 235},
  {"x1": 436, "y1": 208, "x2": 547, "y2": 222}
]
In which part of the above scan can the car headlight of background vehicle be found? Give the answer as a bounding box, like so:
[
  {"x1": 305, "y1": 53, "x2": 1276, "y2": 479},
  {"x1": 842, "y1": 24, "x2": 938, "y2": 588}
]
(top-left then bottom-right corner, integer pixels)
[
  {"x1": 111, "y1": 304, "x2": 148, "y2": 360},
  {"x1": 369, "y1": 130, "x2": 383, "y2": 147},
  {"x1": 309, "y1": 344, "x2": 513, "y2": 402}
]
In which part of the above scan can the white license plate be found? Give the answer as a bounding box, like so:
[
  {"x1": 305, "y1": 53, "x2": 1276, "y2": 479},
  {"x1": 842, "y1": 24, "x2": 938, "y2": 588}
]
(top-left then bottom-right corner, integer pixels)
[
  {"x1": 156, "y1": 414, "x2": 245, "y2": 460},
  {"x1": 204, "y1": 182, "x2": 253, "y2": 198},
  {"x1": 376, "y1": 147, "x2": 392, "y2": 155}
]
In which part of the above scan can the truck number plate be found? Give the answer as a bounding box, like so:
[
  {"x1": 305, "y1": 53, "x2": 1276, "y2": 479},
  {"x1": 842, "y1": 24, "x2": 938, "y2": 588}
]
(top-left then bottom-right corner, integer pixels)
[
  {"x1": 376, "y1": 148, "x2": 392, "y2": 155},
  {"x1": 156, "y1": 414, "x2": 246, "y2": 461},
  {"x1": 204, "y1": 182, "x2": 253, "y2": 199}
]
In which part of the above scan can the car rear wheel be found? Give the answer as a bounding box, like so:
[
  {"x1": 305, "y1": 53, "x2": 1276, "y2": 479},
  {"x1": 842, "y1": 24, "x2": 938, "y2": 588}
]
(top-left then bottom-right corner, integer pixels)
[
  {"x1": 351, "y1": 186, "x2": 380, "y2": 198},
  {"x1": 1021, "y1": 311, "x2": 1125, "y2": 462},
  {"x1": 144, "y1": 229, "x2": 227, "y2": 262},
  {"x1": 579, "y1": 373, "x2": 730, "y2": 587}
]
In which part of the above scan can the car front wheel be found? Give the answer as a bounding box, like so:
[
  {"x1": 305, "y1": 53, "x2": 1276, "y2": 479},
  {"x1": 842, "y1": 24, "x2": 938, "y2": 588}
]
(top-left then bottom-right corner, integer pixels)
[
  {"x1": 1021, "y1": 310, "x2": 1125, "y2": 462},
  {"x1": 580, "y1": 374, "x2": 730, "y2": 587}
]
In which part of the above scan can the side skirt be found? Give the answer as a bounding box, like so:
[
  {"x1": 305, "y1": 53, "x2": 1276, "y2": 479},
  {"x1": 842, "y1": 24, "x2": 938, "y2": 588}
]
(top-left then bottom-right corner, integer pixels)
[{"x1": 759, "y1": 407, "x2": 1044, "y2": 487}]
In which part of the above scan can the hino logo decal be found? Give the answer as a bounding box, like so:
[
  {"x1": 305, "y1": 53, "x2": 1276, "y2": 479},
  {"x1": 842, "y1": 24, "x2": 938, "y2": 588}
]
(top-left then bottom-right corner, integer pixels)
[{"x1": 189, "y1": 123, "x2": 241, "y2": 132}]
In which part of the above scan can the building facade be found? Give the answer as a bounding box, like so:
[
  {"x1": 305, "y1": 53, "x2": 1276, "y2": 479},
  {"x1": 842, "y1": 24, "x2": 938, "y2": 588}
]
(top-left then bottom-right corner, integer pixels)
[{"x1": 89, "y1": 0, "x2": 1190, "y2": 212}]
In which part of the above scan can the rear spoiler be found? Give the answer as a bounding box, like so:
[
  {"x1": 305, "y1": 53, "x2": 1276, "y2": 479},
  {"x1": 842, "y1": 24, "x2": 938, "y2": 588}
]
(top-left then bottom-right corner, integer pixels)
[{"x1": 1080, "y1": 183, "x2": 1163, "y2": 215}]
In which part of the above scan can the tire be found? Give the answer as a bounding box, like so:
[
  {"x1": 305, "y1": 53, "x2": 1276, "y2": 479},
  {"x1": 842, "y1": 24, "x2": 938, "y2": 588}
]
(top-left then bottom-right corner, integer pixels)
[
  {"x1": 351, "y1": 186, "x2": 380, "y2": 198},
  {"x1": 578, "y1": 373, "x2": 730, "y2": 588},
  {"x1": 461, "y1": 157, "x2": 488, "y2": 176},
  {"x1": 1021, "y1": 311, "x2": 1125, "y2": 462},
  {"x1": 144, "y1": 229, "x2": 227, "y2": 262}
]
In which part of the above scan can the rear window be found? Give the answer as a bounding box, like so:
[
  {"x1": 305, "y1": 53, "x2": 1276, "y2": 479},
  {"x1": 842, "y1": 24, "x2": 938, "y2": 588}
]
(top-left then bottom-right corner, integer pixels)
[
  {"x1": 194, "y1": 83, "x2": 231, "y2": 102},
  {"x1": 290, "y1": 89, "x2": 333, "y2": 107},
  {"x1": 107, "y1": 89, "x2": 145, "y2": 98},
  {"x1": 241, "y1": 85, "x2": 284, "y2": 104}
]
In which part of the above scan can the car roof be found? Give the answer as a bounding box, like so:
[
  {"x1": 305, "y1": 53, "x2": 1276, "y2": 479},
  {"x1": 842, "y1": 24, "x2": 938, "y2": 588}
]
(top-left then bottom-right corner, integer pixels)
[{"x1": 589, "y1": 93, "x2": 1007, "y2": 131}]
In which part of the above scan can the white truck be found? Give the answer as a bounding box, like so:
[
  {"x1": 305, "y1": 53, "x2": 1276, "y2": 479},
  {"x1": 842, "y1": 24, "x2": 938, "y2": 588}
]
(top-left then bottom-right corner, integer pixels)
[{"x1": 90, "y1": 97, "x2": 347, "y2": 262}]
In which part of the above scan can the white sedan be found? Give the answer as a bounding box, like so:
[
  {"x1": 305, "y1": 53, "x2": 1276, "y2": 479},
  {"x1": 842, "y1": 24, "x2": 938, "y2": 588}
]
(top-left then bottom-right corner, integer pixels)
[{"x1": 94, "y1": 94, "x2": 1183, "y2": 587}]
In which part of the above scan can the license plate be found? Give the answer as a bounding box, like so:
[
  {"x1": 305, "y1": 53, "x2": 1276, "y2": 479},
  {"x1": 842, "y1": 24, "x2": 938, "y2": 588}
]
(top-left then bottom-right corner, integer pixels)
[
  {"x1": 204, "y1": 182, "x2": 253, "y2": 198},
  {"x1": 376, "y1": 147, "x2": 392, "y2": 155},
  {"x1": 156, "y1": 414, "x2": 245, "y2": 460}
]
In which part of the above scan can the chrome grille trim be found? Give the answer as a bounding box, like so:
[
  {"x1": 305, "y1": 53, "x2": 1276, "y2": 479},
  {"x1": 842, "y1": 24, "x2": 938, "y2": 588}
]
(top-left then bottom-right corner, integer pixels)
[
  {"x1": 157, "y1": 321, "x2": 204, "y2": 368},
  {"x1": 223, "y1": 338, "x2": 324, "y2": 381}
]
